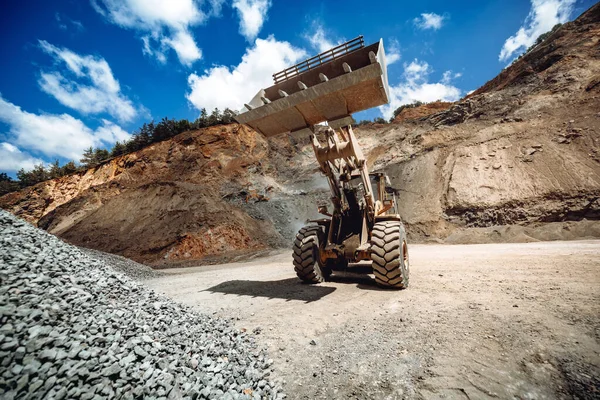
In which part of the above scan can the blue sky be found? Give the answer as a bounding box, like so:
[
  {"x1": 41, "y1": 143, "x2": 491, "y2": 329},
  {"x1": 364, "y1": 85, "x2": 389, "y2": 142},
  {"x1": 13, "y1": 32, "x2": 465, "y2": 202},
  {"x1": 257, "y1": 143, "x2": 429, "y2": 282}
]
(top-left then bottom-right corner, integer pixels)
[{"x1": 0, "y1": 0, "x2": 595, "y2": 174}]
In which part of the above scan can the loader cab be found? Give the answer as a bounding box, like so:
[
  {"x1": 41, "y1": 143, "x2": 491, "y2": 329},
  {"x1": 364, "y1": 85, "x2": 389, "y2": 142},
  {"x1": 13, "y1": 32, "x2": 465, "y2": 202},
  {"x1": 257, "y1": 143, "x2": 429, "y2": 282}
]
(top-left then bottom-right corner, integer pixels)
[{"x1": 340, "y1": 172, "x2": 398, "y2": 216}]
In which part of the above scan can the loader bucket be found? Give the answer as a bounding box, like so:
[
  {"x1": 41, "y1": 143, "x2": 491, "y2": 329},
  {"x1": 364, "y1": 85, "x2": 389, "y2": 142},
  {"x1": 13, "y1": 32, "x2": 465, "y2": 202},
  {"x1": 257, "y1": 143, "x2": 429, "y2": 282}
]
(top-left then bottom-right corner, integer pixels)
[{"x1": 234, "y1": 36, "x2": 390, "y2": 137}]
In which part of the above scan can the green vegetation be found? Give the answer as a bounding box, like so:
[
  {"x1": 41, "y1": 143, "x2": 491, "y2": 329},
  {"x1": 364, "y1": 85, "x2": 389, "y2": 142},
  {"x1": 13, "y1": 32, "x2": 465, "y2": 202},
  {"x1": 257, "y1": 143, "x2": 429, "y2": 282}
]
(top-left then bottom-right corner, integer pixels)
[
  {"x1": 353, "y1": 116, "x2": 390, "y2": 127},
  {"x1": 0, "y1": 173, "x2": 20, "y2": 196},
  {"x1": 391, "y1": 101, "x2": 425, "y2": 122},
  {"x1": 1, "y1": 107, "x2": 237, "y2": 196},
  {"x1": 526, "y1": 23, "x2": 563, "y2": 53}
]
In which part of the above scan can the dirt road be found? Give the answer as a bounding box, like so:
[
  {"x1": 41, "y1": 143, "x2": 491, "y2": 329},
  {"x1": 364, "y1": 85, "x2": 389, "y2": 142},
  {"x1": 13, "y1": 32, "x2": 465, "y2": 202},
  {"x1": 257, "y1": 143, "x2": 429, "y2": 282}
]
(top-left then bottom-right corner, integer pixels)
[{"x1": 146, "y1": 241, "x2": 600, "y2": 399}]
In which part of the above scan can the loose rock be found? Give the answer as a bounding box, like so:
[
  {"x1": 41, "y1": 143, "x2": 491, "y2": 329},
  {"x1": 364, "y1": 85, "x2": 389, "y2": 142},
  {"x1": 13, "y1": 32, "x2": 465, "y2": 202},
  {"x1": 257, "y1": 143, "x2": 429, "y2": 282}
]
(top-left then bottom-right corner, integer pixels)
[{"x1": 0, "y1": 210, "x2": 282, "y2": 399}]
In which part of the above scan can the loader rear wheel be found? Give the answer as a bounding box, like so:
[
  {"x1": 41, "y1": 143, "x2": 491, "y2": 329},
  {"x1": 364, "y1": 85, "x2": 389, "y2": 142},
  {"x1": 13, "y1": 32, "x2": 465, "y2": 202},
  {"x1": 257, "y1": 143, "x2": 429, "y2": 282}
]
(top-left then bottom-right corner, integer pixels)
[
  {"x1": 292, "y1": 226, "x2": 331, "y2": 283},
  {"x1": 371, "y1": 221, "x2": 409, "y2": 289}
]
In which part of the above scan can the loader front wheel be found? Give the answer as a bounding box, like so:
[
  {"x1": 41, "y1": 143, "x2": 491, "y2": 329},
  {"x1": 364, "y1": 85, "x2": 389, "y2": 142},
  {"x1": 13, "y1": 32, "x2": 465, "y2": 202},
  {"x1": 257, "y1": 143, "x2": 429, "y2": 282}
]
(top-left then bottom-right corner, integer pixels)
[
  {"x1": 292, "y1": 226, "x2": 331, "y2": 283},
  {"x1": 371, "y1": 221, "x2": 409, "y2": 289}
]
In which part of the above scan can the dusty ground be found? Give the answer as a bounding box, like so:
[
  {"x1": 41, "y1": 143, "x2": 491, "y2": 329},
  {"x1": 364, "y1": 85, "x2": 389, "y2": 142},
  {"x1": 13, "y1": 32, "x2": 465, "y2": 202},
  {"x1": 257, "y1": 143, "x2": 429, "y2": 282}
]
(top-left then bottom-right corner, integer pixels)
[{"x1": 145, "y1": 240, "x2": 600, "y2": 399}]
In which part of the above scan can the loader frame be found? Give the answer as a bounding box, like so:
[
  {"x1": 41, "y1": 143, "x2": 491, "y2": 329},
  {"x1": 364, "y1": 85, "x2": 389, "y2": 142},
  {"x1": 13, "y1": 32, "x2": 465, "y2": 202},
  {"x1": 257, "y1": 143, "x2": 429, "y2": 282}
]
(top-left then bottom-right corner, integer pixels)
[{"x1": 307, "y1": 122, "x2": 401, "y2": 265}]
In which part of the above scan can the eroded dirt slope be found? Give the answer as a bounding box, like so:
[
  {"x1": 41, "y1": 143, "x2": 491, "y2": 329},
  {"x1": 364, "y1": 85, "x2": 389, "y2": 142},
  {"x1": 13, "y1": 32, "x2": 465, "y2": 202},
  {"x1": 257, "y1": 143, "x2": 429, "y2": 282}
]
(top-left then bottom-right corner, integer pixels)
[
  {"x1": 0, "y1": 124, "x2": 324, "y2": 264},
  {"x1": 392, "y1": 101, "x2": 453, "y2": 123},
  {"x1": 362, "y1": 3, "x2": 600, "y2": 241}
]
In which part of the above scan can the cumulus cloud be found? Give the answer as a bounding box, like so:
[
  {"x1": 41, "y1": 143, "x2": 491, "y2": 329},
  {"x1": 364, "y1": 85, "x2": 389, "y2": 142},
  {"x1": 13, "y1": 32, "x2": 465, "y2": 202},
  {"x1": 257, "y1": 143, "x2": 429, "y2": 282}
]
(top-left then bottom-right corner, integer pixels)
[
  {"x1": 499, "y1": 0, "x2": 575, "y2": 62},
  {"x1": 0, "y1": 143, "x2": 44, "y2": 173},
  {"x1": 93, "y1": 119, "x2": 131, "y2": 144},
  {"x1": 442, "y1": 71, "x2": 462, "y2": 84},
  {"x1": 386, "y1": 38, "x2": 401, "y2": 66},
  {"x1": 232, "y1": 0, "x2": 272, "y2": 41},
  {"x1": 305, "y1": 24, "x2": 343, "y2": 53},
  {"x1": 0, "y1": 96, "x2": 130, "y2": 162},
  {"x1": 38, "y1": 40, "x2": 138, "y2": 123},
  {"x1": 379, "y1": 59, "x2": 461, "y2": 120},
  {"x1": 414, "y1": 13, "x2": 446, "y2": 30},
  {"x1": 161, "y1": 30, "x2": 202, "y2": 65},
  {"x1": 186, "y1": 36, "x2": 306, "y2": 112},
  {"x1": 91, "y1": 0, "x2": 214, "y2": 65},
  {"x1": 306, "y1": 27, "x2": 399, "y2": 65}
]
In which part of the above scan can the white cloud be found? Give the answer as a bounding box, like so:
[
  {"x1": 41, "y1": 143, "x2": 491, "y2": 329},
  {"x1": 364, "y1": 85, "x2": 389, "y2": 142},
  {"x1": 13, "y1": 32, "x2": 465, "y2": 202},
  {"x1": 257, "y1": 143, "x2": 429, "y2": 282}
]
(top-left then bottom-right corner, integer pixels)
[
  {"x1": 414, "y1": 13, "x2": 446, "y2": 30},
  {"x1": 94, "y1": 119, "x2": 131, "y2": 143},
  {"x1": 91, "y1": 0, "x2": 216, "y2": 66},
  {"x1": 232, "y1": 0, "x2": 272, "y2": 41},
  {"x1": 0, "y1": 143, "x2": 44, "y2": 172},
  {"x1": 379, "y1": 59, "x2": 461, "y2": 120},
  {"x1": 141, "y1": 34, "x2": 167, "y2": 64},
  {"x1": 161, "y1": 30, "x2": 202, "y2": 65},
  {"x1": 208, "y1": 0, "x2": 227, "y2": 17},
  {"x1": 38, "y1": 40, "x2": 138, "y2": 123},
  {"x1": 55, "y1": 12, "x2": 85, "y2": 32},
  {"x1": 0, "y1": 96, "x2": 130, "y2": 161},
  {"x1": 499, "y1": 0, "x2": 575, "y2": 62},
  {"x1": 386, "y1": 38, "x2": 401, "y2": 66},
  {"x1": 442, "y1": 71, "x2": 462, "y2": 84},
  {"x1": 305, "y1": 24, "x2": 342, "y2": 53},
  {"x1": 186, "y1": 35, "x2": 306, "y2": 112}
]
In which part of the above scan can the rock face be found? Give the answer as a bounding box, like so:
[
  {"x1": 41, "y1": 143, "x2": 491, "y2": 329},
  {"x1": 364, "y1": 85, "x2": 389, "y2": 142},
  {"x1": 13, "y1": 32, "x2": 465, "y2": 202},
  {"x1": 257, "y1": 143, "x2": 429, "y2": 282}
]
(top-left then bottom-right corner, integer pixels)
[
  {"x1": 372, "y1": 3, "x2": 600, "y2": 241},
  {"x1": 1, "y1": 4, "x2": 600, "y2": 261},
  {"x1": 0, "y1": 210, "x2": 283, "y2": 399}
]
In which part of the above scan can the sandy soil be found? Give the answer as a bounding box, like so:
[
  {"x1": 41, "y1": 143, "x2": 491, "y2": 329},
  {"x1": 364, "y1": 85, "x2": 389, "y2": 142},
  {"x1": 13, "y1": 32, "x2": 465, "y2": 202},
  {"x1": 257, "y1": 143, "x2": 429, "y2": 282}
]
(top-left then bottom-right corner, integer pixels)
[{"x1": 145, "y1": 240, "x2": 600, "y2": 399}]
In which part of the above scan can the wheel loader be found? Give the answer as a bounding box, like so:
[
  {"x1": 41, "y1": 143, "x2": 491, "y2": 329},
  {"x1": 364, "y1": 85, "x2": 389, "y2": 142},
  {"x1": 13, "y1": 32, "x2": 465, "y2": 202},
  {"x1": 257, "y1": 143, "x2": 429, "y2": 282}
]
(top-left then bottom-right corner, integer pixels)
[{"x1": 235, "y1": 36, "x2": 409, "y2": 289}]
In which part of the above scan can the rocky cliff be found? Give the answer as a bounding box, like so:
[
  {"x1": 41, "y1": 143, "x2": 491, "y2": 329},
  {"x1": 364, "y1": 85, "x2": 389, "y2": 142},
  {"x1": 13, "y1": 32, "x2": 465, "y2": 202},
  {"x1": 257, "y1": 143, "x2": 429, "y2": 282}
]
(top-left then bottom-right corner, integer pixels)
[{"x1": 2, "y1": 3, "x2": 599, "y2": 264}]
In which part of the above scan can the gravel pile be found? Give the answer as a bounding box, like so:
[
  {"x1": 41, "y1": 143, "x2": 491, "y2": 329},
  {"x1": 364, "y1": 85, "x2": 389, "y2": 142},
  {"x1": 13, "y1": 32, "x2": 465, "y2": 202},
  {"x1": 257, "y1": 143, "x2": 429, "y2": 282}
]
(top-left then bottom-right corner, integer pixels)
[
  {"x1": 0, "y1": 210, "x2": 284, "y2": 400},
  {"x1": 79, "y1": 248, "x2": 163, "y2": 281}
]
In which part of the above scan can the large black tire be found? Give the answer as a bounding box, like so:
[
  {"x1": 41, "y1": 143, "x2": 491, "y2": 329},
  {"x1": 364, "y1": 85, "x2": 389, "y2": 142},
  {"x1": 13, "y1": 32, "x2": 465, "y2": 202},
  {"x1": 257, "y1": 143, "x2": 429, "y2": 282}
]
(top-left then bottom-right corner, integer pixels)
[
  {"x1": 371, "y1": 221, "x2": 409, "y2": 289},
  {"x1": 292, "y1": 226, "x2": 331, "y2": 283}
]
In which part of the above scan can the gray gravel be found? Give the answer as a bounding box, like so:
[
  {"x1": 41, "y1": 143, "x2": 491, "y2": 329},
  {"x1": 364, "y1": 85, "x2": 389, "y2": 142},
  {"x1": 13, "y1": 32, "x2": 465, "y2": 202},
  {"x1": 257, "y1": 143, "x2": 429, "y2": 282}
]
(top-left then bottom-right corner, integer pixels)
[
  {"x1": 78, "y1": 248, "x2": 163, "y2": 281},
  {"x1": 0, "y1": 210, "x2": 284, "y2": 399}
]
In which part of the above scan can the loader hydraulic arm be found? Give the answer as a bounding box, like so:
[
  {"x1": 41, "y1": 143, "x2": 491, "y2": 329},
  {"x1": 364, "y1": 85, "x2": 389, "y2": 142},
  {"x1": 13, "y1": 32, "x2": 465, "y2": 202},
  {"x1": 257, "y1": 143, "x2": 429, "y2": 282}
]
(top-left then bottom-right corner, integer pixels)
[{"x1": 310, "y1": 124, "x2": 376, "y2": 217}]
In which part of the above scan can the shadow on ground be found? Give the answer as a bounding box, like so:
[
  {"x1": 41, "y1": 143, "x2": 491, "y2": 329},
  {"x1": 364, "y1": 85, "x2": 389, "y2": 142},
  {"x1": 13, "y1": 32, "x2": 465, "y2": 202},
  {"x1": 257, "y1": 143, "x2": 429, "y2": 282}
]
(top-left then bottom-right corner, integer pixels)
[
  {"x1": 203, "y1": 278, "x2": 336, "y2": 302},
  {"x1": 203, "y1": 264, "x2": 394, "y2": 302},
  {"x1": 329, "y1": 267, "x2": 394, "y2": 291}
]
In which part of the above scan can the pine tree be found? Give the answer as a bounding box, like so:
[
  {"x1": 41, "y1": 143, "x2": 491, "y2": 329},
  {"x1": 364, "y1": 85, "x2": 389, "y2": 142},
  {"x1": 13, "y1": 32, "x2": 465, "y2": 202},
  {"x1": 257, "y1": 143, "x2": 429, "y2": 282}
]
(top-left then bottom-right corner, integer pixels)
[
  {"x1": 16, "y1": 169, "x2": 32, "y2": 187},
  {"x1": 30, "y1": 164, "x2": 48, "y2": 183},
  {"x1": 61, "y1": 161, "x2": 78, "y2": 175},
  {"x1": 80, "y1": 147, "x2": 97, "y2": 168},
  {"x1": 208, "y1": 108, "x2": 221, "y2": 126},
  {"x1": 94, "y1": 148, "x2": 110, "y2": 163},
  {"x1": 111, "y1": 141, "x2": 126, "y2": 157},
  {"x1": 49, "y1": 160, "x2": 62, "y2": 179},
  {"x1": 0, "y1": 173, "x2": 20, "y2": 195},
  {"x1": 137, "y1": 123, "x2": 152, "y2": 146},
  {"x1": 198, "y1": 108, "x2": 208, "y2": 128},
  {"x1": 175, "y1": 119, "x2": 191, "y2": 134},
  {"x1": 222, "y1": 108, "x2": 237, "y2": 124}
]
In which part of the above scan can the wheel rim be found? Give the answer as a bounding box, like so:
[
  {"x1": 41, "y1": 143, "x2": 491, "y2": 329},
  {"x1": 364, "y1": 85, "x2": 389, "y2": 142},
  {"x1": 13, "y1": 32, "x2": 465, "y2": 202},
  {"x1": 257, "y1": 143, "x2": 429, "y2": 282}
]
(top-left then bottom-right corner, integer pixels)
[
  {"x1": 402, "y1": 240, "x2": 409, "y2": 273},
  {"x1": 312, "y1": 244, "x2": 324, "y2": 278}
]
